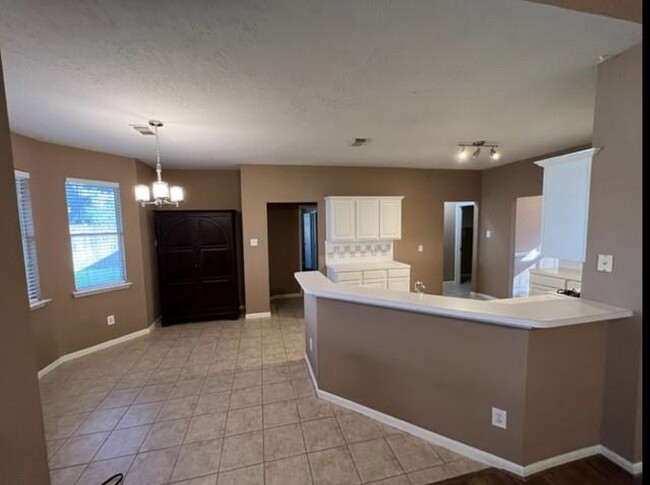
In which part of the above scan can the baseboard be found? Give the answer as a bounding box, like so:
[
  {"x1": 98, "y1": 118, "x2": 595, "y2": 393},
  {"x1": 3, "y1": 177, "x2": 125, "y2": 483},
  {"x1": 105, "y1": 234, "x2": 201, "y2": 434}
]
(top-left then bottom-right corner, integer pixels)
[
  {"x1": 38, "y1": 320, "x2": 156, "y2": 379},
  {"x1": 148, "y1": 316, "x2": 162, "y2": 332},
  {"x1": 245, "y1": 312, "x2": 272, "y2": 319},
  {"x1": 270, "y1": 293, "x2": 302, "y2": 300},
  {"x1": 599, "y1": 445, "x2": 643, "y2": 475},
  {"x1": 470, "y1": 291, "x2": 497, "y2": 300},
  {"x1": 303, "y1": 354, "x2": 642, "y2": 478}
]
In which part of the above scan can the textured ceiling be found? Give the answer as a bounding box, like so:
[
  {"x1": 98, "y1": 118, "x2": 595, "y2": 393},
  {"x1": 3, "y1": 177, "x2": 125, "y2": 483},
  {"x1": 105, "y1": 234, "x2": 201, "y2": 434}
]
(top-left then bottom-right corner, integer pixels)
[{"x1": 0, "y1": 0, "x2": 642, "y2": 169}]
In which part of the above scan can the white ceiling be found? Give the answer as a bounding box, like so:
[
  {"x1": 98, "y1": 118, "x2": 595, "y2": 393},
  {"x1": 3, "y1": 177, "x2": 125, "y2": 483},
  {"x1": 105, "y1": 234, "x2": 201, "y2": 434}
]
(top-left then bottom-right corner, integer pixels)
[{"x1": 0, "y1": 0, "x2": 642, "y2": 169}]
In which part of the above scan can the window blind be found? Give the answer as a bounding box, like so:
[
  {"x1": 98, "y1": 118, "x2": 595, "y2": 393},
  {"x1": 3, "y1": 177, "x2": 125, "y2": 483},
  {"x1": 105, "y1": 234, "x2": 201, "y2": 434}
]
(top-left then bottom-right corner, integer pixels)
[
  {"x1": 14, "y1": 171, "x2": 41, "y2": 303},
  {"x1": 65, "y1": 179, "x2": 127, "y2": 291}
]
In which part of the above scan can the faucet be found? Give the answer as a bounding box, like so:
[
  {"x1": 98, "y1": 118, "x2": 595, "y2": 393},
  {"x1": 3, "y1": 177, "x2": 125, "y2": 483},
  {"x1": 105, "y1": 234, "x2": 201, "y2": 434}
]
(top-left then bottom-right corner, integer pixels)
[{"x1": 414, "y1": 281, "x2": 427, "y2": 294}]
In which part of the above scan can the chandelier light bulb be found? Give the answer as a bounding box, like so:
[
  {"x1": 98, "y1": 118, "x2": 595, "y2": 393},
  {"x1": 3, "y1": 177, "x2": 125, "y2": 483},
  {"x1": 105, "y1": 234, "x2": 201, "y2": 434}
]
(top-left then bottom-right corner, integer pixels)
[
  {"x1": 457, "y1": 146, "x2": 468, "y2": 161},
  {"x1": 490, "y1": 147, "x2": 501, "y2": 160}
]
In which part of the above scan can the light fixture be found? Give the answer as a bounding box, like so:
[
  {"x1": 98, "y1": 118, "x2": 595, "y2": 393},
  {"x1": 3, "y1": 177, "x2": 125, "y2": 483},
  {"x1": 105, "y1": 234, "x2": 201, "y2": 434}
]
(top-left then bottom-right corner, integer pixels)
[
  {"x1": 134, "y1": 120, "x2": 184, "y2": 207},
  {"x1": 456, "y1": 140, "x2": 501, "y2": 161}
]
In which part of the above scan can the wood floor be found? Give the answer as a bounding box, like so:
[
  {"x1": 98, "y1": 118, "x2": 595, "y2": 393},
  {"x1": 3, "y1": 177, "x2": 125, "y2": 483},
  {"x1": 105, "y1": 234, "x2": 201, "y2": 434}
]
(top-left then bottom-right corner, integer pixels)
[{"x1": 432, "y1": 455, "x2": 641, "y2": 485}]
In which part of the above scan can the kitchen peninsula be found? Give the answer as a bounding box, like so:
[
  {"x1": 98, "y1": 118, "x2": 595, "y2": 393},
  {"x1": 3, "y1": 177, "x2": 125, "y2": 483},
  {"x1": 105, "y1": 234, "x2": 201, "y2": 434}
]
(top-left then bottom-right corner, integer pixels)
[{"x1": 295, "y1": 270, "x2": 633, "y2": 477}]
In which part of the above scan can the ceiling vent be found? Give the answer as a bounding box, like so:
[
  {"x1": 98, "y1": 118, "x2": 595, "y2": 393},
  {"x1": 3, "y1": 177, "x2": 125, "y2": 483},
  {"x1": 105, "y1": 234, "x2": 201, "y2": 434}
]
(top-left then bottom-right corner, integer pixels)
[
  {"x1": 351, "y1": 138, "x2": 369, "y2": 147},
  {"x1": 131, "y1": 124, "x2": 155, "y2": 135}
]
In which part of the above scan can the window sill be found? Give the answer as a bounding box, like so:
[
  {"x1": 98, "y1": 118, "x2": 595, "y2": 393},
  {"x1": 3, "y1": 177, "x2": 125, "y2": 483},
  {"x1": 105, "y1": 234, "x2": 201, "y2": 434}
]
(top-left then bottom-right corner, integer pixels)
[
  {"x1": 72, "y1": 282, "x2": 133, "y2": 298},
  {"x1": 30, "y1": 298, "x2": 52, "y2": 311}
]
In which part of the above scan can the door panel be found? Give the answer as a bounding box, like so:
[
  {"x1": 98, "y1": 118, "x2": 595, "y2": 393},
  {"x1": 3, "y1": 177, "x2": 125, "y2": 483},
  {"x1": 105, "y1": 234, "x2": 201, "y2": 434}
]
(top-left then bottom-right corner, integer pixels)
[{"x1": 155, "y1": 211, "x2": 240, "y2": 325}]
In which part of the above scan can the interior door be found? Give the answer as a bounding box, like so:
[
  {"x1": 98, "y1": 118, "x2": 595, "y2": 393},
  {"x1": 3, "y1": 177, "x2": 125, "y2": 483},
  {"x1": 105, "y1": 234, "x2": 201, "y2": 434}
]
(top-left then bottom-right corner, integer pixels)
[{"x1": 155, "y1": 211, "x2": 239, "y2": 324}]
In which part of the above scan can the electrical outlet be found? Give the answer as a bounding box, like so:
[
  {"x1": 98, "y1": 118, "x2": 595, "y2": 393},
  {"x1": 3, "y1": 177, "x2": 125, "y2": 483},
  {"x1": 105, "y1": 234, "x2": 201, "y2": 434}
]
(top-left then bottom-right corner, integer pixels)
[
  {"x1": 107, "y1": 315, "x2": 115, "y2": 326},
  {"x1": 492, "y1": 407, "x2": 507, "y2": 429},
  {"x1": 597, "y1": 254, "x2": 614, "y2": 273},
  {"x1": 486, "y1": 230, "x2": 492, "y2": 239},
  {"x1": 309, "y1": 337, "x2": 313, "y2": 352},
  {"x1": 250, "y1": 238, "x2": 258, "y2": 247}
]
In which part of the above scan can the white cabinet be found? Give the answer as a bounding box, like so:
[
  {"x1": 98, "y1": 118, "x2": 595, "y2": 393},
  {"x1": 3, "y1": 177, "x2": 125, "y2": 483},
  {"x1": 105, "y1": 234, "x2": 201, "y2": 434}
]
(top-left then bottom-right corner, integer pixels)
[
  {"x1": 355, "y1": 198, "x2": 380, "y2": 240},
  {"x1": 379, "y1": 198, "x2": 402, "y2": 240},
  {"x1": 327, "y1": 265, "x2": 410, "y2": 292},
  {"x1": 535, "y1": 148, "x2": 597, "y2": 263},
  {"x1": 326, "y1": 197, "x2": 356, "y2": 242},
  {"x1": 325, "y1": 196, "x2": 403, "y2": 242},
  {"x1": 528, "y1": 269, "x2": 582, "y2": 296}
]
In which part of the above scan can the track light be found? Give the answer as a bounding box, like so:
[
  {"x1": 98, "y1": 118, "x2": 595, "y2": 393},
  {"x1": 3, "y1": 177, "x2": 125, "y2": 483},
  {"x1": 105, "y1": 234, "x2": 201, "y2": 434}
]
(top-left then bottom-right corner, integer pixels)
[{"x1": 456, "y1": 140, "x2": 501, "y2": 161}]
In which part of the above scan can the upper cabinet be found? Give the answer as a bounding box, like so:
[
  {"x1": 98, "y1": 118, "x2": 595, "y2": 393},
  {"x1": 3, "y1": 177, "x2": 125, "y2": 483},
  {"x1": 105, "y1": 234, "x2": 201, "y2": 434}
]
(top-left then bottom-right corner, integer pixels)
[
  {"x1": 355, "y1": 198, "x2": 380, "y2": 240},
  {"x1": 379, "y1": 198, "x2": 402, "y2": 239},
  {"x1": 326, "y1": 196, "x2": 403, "y2": 242},
  {"x1": 535, "y1": 148, "x2": 598, "y2": 263},
  {"x1": 326, "y1": 197, "x2": 356, "y2": 241}
]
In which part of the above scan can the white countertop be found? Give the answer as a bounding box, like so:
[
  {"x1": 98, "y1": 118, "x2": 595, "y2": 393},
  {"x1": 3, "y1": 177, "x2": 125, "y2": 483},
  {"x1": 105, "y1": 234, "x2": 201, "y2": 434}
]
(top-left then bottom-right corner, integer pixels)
[
  {"x1": 326, "y1": 260, "x2": 411, "y2": 271},
  {"x1": 294, "y1": 271, "x2": 631, "y2": 330}
]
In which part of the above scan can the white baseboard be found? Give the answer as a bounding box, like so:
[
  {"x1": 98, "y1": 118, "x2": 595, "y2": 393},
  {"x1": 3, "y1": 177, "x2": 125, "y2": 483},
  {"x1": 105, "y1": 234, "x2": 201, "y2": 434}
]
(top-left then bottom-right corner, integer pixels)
[
  {"x1": 470, "y1": 291, "x2": 497, "y2": 300},
  {"x1": 270, "y1": 293, "x2": 302, "y2": 300},
  {"x1": 303, "y1": 354, "x2": 642, "y2": 478},
  {"x1": 599, "y1": 445, "x2": 643, "y2": 475},
  {"x1": 38, "y1": 320, "x2": 157, "y2": 379},
  {"x1": 245, "y1": 312, "x2": 272, "y2": 319}
]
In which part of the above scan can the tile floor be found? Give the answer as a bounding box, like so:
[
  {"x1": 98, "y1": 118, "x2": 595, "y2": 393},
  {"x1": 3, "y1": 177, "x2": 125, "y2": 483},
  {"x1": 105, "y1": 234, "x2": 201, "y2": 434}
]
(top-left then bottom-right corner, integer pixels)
[{"x1": 40, "y1": 298, "x2": 486, "y2": 484}]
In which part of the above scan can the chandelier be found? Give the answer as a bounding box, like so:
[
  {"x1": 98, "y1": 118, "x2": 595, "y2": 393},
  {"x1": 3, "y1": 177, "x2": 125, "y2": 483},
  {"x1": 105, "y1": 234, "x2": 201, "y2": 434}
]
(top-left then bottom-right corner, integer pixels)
[{"x1": 134, "y1": 120, "x2": 184, "y2": 207}]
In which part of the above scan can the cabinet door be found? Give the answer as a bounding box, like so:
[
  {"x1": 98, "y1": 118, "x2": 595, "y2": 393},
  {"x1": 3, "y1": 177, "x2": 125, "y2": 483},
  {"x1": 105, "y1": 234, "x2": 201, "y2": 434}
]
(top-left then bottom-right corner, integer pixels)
[
  {"x1": 388, "y1": 277, "x2": 410, "y2": 292},
  {"x1": 355, "y1": 198, "x2": 380, "y2": 240},
  {"x1": 379, "y1": 198, "x2": 402, "y2": 240},
  {"x1": 326, "y1": 198, "x2": 356, "y2": 241}
]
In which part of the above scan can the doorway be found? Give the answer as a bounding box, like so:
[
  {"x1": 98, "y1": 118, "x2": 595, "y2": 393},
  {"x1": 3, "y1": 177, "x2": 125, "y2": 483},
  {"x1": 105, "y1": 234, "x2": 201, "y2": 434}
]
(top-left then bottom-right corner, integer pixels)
[
  {"x1": 267, "y1": 203, "x2": 318, "y2": 299},
  {"x1": 443, "y1": 201, "x2": 477, "y2": 298},
  {"x1": 300, "y1": 205, "x2": 318, "y2": 271}
]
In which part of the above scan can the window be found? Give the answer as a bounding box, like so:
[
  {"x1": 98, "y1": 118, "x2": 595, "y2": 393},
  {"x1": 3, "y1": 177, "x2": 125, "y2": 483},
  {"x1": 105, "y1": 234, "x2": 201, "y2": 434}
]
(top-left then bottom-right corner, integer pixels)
[
  {"x1": 65, "y1": 179, "x2": 127, "y2": 292},
  {"x1": 14, "y1": 170, "x2": 41, "y2": 304}
]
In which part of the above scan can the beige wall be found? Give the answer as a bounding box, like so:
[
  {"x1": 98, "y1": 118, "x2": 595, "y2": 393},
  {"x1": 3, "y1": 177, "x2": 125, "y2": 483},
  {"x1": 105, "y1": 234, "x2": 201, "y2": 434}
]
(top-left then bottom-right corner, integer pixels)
[
  {"x1": 0, "y1": 51, "x2": 50, "y2": 484},
  {"x1": 135, "y1": 160, "x2": 159, "y2": 325},
  {"x1": 241, "y1": 165, "x2": 482, "y2": 313},
  {"x1": 268, "y1": 204, "x2": 301, "y2": 296},
  {"x1": 11, "y1": 134, "x2": 150, "y2": 369},
  {"x1": 582, "y1": 43, "x2": 642, "y2": 463},
  {"x1": 527, "y1": 0, "x2": 642, "y2": 23},
  {"x1": 157, "y1": 169, "x2": 242, "y2": 211},
  {"x1": 310, "y1": 298, "x2": 606, "y2": 465}
]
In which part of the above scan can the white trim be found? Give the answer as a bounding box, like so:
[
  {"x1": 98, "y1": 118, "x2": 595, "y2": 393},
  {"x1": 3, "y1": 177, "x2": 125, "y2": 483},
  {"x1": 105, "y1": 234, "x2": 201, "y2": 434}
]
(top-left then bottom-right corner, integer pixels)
[
  {"x1": 303, "y1": 354, "x2": 642, "y2": 478},
  {"x1": 533, "y1": 147, "x2": 600, "y2": 168},
  {"x1": 73, "y1": 282, "x2": 133, "y2": 298},
  {"x1": 148, "y1": 316, "x2": 162, "y2": 332},
  {"x1": 65, "y1": 177, "x2": 120, "y2": 188},
  {"x1": 14, "y1": 169, "x2": 30, "y2": 179},
  {"x1": 470, "y1": 292, "x2": 497, "y2": 300},
  {"x1": 270, "y1": 293, "x2": 302, "y2": 300},
  {"x1": 599, "y1": 445, "x2": 643, "y2": 475},
  {"x1": 29, "y1": 298, "x2": 52, "y2": 311},
  {"x1": 38, "y1": 319, "x2": 158, "y2": 379},
  {"x1": 246, "y1": 311, "x2": 272, "y2": 319}
]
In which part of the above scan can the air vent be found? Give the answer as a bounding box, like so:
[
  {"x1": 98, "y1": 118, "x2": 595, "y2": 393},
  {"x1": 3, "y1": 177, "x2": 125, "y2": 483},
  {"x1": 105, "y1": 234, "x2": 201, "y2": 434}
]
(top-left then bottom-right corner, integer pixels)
[
  {"x1": 351, "y1": 138, "x2": 369, "y2": 147},
  {"x1": 131, "y1": 125, "x2": 155, "y2": 135}
]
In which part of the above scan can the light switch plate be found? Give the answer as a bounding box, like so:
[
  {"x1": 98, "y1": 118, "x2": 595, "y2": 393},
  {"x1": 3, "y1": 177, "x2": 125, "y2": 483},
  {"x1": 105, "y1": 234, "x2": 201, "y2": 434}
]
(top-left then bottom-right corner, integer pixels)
[
  {"x1": 486, "y1": 230, "x2": 492, "y2": 239},
  {"x1": 492, "y1": 407, "x2": 507, "y2": 429},
  {"x1": 418, "y1": 245, "x2": 423, "y2": 252},
  {"x1": 597, "y1": 254, "x2": 613, "y2": 273},
  {"x1": 250, "y1": 238, "x2": 258, "y2": 247}
]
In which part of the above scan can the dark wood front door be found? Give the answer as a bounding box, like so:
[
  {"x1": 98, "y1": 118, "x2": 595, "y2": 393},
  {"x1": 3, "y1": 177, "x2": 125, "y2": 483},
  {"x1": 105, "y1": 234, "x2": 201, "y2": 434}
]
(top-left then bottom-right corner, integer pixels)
[{"x1": 155, "y1": 210, "x2": 240, "y2": 325}]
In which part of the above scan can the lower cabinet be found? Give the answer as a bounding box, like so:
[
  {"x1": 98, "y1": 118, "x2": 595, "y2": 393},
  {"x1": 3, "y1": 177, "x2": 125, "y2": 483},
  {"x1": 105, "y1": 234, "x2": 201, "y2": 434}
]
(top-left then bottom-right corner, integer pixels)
[
  {"x1": 327, "y1": 265, "x2": 411, "y2": 292},
  {"x1": 528, "y1": 270, "x2": 582, "y2": 296}
]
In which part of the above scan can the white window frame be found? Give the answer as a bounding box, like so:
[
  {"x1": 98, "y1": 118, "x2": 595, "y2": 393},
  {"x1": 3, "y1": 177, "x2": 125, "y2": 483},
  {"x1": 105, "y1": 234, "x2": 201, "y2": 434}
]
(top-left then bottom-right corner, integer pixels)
[
  {"x1": 14, "y1": 170, "x2": 50, "y2": 310},
  {"x1": 64, "y1": 177, "x2": 131, "y2": 297}
]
